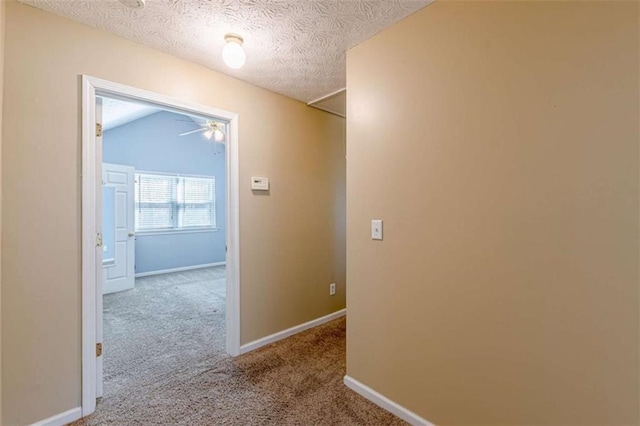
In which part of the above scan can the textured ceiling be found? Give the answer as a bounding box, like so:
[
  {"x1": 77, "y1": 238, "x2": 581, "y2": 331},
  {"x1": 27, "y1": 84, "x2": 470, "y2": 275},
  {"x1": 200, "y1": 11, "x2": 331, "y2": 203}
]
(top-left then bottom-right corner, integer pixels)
[
  {"x1": 101, "y1": 96, "x2": 161, "y2": 130},
  {"x1": 19, "y1": 0, "x2": 432, "y2": 103}
]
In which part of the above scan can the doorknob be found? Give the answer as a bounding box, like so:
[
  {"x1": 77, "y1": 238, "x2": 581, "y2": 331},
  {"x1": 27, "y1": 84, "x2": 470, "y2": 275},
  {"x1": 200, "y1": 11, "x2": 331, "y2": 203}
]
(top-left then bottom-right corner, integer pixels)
[{"x1": 128, "y1": 232, "x2": 135, "y2": 237}]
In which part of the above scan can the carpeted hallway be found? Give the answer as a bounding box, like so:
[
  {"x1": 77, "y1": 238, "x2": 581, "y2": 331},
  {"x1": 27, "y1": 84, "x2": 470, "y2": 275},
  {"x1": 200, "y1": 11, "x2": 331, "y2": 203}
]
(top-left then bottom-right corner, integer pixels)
[{"x1": 71, "y1": 266, "x2": 405, "y2": 425}]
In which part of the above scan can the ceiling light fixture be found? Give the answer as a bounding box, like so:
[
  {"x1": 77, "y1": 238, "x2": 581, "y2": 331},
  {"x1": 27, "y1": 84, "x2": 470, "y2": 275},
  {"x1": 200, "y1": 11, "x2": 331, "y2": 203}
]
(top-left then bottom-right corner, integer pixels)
[
  {"x1": 213, "y1": 128, "x2": 225, "y2": 142},
  {"x1": 203, "y1": 127, "x2": 224, "y2": 142},
  {"x1": 203, "y1": 126, "x2": 225, "y2": 142},
  {"x1": 222, "y1": 34, "x2": 246, "y2": 69},
  {"x1": 179, "y1": 120, "x2": 226, "y2": 143}
]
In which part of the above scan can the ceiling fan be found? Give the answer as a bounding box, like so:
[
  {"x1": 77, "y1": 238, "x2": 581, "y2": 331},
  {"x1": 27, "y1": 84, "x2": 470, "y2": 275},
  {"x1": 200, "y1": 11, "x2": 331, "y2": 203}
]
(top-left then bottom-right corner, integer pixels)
[{"x1": 179, "y1": 120, "x2": 226, "y2": 142}]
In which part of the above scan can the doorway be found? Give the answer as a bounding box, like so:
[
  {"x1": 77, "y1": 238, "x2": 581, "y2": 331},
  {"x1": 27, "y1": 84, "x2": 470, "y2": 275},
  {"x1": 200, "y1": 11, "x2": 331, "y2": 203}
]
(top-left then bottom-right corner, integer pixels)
[{"x1": 81, "y1": 76, "x2": 240, "y2": 417}]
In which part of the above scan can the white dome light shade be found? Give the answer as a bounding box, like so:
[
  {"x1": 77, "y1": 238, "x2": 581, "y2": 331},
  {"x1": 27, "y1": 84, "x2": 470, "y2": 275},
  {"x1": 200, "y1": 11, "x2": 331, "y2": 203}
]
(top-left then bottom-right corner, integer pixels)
[
  {"x1": 222, "y1": 34, "x2": 246, "y2": 69},
  {"x1": 213, "y1": 128, "x2": 225, "y2": 142},
  {"x1": 200, "y1": 122, "x2": 226, "y2": 142}
]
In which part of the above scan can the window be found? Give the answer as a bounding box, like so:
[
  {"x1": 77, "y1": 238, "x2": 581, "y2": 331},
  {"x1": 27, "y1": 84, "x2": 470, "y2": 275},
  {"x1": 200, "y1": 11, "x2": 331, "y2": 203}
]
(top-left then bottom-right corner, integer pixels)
[{"x1": 135, "y1": 172, "x2": 216, "y2": 232}]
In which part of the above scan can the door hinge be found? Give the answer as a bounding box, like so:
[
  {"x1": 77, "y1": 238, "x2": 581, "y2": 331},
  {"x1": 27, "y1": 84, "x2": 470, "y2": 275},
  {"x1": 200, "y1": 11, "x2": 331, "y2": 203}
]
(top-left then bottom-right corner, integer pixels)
[
  {"x1": 96, "y1": 232, "x2": 103, "y2": 247},
  {"x1": 96, "y1": 123, "x2": 103, "y2": 137},
  {"x1": 96, "y1": 343, "x2": 103, "y2": 357}
]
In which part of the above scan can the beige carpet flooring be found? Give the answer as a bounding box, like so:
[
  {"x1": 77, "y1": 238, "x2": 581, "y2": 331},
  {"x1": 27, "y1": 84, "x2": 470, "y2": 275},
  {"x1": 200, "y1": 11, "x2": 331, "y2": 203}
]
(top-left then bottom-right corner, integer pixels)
[{"x1": 71, "y1": 266, "x2": 405, "y2": 425}]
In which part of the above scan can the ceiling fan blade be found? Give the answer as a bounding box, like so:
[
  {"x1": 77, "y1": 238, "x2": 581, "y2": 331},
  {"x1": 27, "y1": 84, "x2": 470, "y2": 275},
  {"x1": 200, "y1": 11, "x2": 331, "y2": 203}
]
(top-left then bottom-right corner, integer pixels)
[
  {"x1": 179, "y1": 128, "x2": 207, "y2": 136},
  {"x1": 177, "y1": 118, "x2": 206, "y2": 123}
]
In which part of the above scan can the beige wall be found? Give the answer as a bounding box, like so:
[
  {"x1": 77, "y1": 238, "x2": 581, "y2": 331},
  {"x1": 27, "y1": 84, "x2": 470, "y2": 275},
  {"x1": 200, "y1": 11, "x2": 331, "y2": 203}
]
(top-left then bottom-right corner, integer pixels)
[
  {"x1": 346, "y1": 1, "x2": 638, "y2": 425},
  {"x1": 1, "y1": 2, "x2": 345, "y2": 424}
]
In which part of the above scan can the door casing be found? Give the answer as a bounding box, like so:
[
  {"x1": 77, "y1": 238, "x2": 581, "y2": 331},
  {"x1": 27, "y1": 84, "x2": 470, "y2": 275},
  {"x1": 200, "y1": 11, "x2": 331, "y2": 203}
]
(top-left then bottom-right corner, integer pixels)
[{"x1": 81, "y1": 75, "x2": 241, "y2": 417}]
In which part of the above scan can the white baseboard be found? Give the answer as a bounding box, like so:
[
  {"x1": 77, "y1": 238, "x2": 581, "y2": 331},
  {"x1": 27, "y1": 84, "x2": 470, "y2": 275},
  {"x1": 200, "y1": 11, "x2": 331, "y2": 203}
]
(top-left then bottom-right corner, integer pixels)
[
  {"x1": 30, "y1": 407, "x2": 82, "y2": 426},
  {"x1": 240, "y1": 308, "x2": 346, "y2": 354},
  {"x1": 135, "y1": 261, "x2": 226, "y2": 278},
  {"x1": 343, "y1": 375, "x2": 435, "y2": 426}
]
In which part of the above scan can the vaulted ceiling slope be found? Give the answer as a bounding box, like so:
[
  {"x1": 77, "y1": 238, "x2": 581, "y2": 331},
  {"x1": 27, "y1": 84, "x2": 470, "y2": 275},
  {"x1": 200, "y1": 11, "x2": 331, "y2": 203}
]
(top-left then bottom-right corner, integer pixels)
[
  {"x1": 102, "y1": 96, "x2": 161, "y2": 130},
  {"x1": 19, "y1": 0, "x2": 432, "y2": 103}
]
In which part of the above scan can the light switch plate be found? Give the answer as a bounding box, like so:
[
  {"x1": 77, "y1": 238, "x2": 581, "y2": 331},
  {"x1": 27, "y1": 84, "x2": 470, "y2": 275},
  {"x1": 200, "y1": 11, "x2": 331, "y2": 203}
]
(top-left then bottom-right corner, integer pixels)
[
  {"x1": 371, "y1": 220, "x2": 383, "y2": 240},
  {"x1": 251, "y1": 177, "x2": 269, "y2": 191}
]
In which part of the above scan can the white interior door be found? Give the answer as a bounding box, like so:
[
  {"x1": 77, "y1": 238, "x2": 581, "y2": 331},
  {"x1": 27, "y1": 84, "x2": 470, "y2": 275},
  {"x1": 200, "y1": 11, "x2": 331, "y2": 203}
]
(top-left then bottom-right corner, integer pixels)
[{"x1": 102, "y1": 163, "x2": 136, "y2": 295}]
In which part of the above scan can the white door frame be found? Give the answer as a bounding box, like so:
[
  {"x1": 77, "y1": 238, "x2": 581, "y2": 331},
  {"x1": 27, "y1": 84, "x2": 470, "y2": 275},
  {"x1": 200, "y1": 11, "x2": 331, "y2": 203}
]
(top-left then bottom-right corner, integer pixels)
[{"x1": 81, "y1": 75, "x2": 241, "y2": 416}]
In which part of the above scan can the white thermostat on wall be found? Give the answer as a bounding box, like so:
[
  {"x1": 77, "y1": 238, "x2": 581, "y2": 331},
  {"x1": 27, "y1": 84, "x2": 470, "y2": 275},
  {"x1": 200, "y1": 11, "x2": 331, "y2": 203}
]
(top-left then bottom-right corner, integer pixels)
[{"x1": 251, "y1": 177, "x2": 269, "y2": 191}]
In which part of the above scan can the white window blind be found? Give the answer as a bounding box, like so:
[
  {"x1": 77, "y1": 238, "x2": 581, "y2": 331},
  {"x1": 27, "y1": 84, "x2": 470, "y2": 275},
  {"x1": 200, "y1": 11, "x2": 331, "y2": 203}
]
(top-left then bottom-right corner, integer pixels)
[
  {"x1": 135, "y1": 172, "x2": 216, "y2": 232},
  {"x1": 178, "y1": 176, "x2": 216, "y2": 228}
]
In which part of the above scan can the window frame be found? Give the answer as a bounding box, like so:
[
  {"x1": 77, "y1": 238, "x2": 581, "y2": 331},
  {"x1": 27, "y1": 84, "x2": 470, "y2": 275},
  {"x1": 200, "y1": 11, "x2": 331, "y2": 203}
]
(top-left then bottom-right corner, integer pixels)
[{"x1": 134, "y1": 170, "x2": 218, "y2": 235}]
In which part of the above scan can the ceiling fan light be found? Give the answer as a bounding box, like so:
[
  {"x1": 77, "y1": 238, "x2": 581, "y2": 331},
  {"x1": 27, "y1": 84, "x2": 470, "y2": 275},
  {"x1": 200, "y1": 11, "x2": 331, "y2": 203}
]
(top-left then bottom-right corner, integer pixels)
[
  {"x1": 213, "y1": 129, "x2": 225, "y2": 142},
  {"x1": 222, "y1": 34, "x2": 246, "y2": 69},
  {"x1": 203, "y1": 129, "x2": 214, "y2": 139}
]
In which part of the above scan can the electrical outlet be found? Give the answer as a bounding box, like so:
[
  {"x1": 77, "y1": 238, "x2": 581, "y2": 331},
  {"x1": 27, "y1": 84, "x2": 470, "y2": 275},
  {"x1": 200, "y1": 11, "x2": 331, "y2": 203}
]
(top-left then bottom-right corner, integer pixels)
[{"x1": 329, "y1": 283, "x2": 336, "y2": 296}]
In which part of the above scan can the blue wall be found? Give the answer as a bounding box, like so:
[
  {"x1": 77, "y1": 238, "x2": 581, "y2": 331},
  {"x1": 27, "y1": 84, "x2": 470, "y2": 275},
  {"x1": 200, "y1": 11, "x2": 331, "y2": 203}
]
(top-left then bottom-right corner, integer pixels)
[{"x1": 103, "y1": 110, "x2": 226, "y2": 274}]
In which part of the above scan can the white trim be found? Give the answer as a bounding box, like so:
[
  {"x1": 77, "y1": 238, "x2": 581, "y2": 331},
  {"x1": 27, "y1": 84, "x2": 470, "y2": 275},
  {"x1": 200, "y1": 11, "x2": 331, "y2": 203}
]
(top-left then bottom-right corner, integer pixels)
[
  {"x1": 306, "y1": 87, "x2": 346, "y2": 118},
  {"x1": 82, "y1": 75, "x2": 241, "y2": 418},
  {"x1": 135, "y1": 228, "x2": 220, "y2": 236},
  {"x1": 30, "y1": 407, "x2": 82, "y2": 426},
  {"x1": 343, "y1": 376, "x2": 435, "y2": 426},
  {"x1": 240, "y1": 309, "x2": 346, "y2": 354},
  {"x1": 135, "y1": 262, "x2": 226, "y2": 278},
  {"x1": 225, "y1": 112, "x2": 241, "y2": 356},
  {"x1": 306, "y1": 87, "x2": 346, "y2": 106},
  {"x1": 81, "y1": 76, "x2": 99, "y2": 416},
  {"x1": 134, "y1": 169, "x2": 217, "y2": 179}
]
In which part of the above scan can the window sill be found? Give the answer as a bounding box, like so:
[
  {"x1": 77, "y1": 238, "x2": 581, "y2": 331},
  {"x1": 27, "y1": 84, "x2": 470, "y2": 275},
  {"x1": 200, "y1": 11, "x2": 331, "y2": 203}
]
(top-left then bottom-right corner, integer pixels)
[{"x1": 135, "y1": 228, "x2": 220, "y2": 236}]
